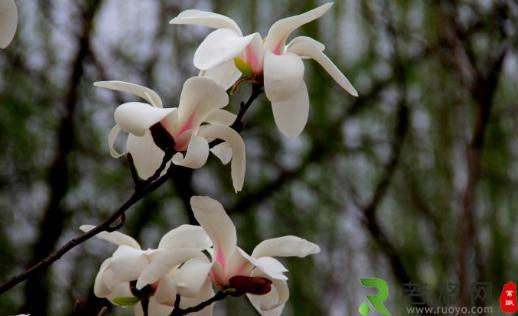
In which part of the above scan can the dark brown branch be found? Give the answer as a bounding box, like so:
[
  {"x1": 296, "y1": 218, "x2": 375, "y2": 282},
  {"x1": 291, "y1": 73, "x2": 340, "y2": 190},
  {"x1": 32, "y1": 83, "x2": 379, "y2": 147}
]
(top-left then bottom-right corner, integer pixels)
[
  {"x1": 170, "y1": 291, "x2": 230, "y2": 316},
  {"x1": 437, "y1": 0, "x2": 511, "y2": 304}
]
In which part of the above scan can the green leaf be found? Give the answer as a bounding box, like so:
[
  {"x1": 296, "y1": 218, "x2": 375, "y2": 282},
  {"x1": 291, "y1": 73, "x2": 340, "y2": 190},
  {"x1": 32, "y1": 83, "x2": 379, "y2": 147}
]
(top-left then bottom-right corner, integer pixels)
[
  {"x1": 113, "y1": 296, "x2": 140, "y2": 306},
  {"x1": 234, "y1": 57, "x2": 252, "y2": 77}
]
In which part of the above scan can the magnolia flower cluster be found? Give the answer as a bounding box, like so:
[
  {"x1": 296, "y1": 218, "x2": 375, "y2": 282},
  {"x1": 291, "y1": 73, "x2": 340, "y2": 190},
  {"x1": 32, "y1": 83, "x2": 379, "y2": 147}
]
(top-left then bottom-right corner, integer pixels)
[
  {"x1": 82, "y1": 196, "x2": 320, "y2": 316},
  {"x1": 0, "y1": 0, "x2": 18, "y2": 49},
  {"x1": 90, "y1": 2, "x2": 356, "y2": 315},
  {"x1": 99, "y1": 2, "x2": 357, "y2": 188}
]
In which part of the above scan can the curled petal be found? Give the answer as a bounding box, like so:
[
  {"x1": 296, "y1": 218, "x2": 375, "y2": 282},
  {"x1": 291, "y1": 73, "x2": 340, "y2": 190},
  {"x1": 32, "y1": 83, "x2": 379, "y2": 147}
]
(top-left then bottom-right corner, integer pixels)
[
  {"x1": 127, "y1": 131, "x2": 165, "y2": 180},
  {"x1": 198, "y1": 125, "x2": 246, "y2": 192},
  {"x1": 252, "y1": 235, "x2": 321, "y2": 258},
  {"x1": 264, "y1": 2, "x2": 333, "y2": 52},
  {"x1": 114, "y1": 102, "x2": 174, "y2": 136},
  {"x1": 190, "y1": 196, "x2": 236, "y2": 270},
  {"x1": 174, "y1": 257, "x2": 212, "y2": 297},
  {"x1": 172, "y1": 135, "x2": 209, "y2": 169},
  {"x1": 93, "y1": 259, "x2": 112, "y2": 298},
  {"x1": 200, "y1": 60, "x2": 242, "y2": 90},
  {"x1": 169, "y1": 9, "x2": 242, "y2": 35},
  {"x1": 210, "y1": 142, "x2": 232, "y2": 165},
  {"x1": 270, "y1": 82, "x2": 309, "y2": 138},
  {"x1": 0, "y1": 0, "x2": 17, "y2": 49},
  {"x1": 177, "y1": 77, "x2": 229, "y2": 131},
  {"x1": 80, "y1": 225, "x2": 141, "y2": 249},
  {"x1": 136, "y1": 249, "x2": 203, "y2": 289},
  {"x1": 158, "y1": 224, "x2": 212, "y2": 251},
  {"x1": 204, "y1": 109, "x2": 237, "y2": 127},
  {"x1": 108, "y1": 125, "x2": 125, "y2": 158},
  {"x1": 94, "y1": 81, "x2": 163, "y2": 108},
  {"x1": 287, "y1": 36, "x2": 325, "y2": 54},
  {"x1": 287, "y1": 36, "x2": 358, "y2": 96},
  {"x1": 247, "y1": 277, "x2": 289, "y2": 315},
  {"x1": 264, "y1": 51, "x2": 305, "y2": 102},
  {"x1": 194, "y1": 29, "x2": 259, "y2": 71},
  {"x1": 253, "y1": 257, "x2": 288, "y2": 281}
]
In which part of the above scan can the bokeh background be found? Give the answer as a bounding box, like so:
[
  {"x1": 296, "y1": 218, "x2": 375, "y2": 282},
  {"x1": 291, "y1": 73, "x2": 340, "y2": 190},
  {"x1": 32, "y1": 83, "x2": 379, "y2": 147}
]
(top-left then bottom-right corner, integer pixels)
[{"x1": 0, "y1": 0, "x2": 517, "y2": 315}]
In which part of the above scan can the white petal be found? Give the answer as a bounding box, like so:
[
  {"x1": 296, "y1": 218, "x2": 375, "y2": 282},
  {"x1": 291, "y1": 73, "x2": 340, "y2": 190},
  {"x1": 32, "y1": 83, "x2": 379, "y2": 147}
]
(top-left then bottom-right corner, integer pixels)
[
  {"x1": 204, "y1": 109, "x2": 237, "y2": 127},
  {"x1": 253, "y1": 257, "x2": 288, "y2": 281},
  {"x1": 252, "y1": 236, "x2": 321, "y2": 258},
  {"x1": 110, "y1": 246, "x2": 149, "y2": 282},
  {"x1": 172, "y1": 135, "x2": 209, "y2": 169},
  {"x1": 169, "y1": 9, "x2": 242, "y2": 35},
  {"x1": 247, "y1": 278, "x2": 289, "y2": 315},
  {"x1": 287, "y1": 36, "x2": 358, "y2": 96},
  {"x1": 190, "y1": 196, "x2": 236, "y2": 270},
  {"x1": 114, "y1": 102, "x2": 174, "y2": 136},
  {"x1": 264, "y1": 51, "x2": 305, "y2": 102},
  {"x1": 80, "y1": 225, "x2": 141, "y2": 249},
  {"x1": 210, "y1": 142, "x2": 232, "y2": 165},
  {"x1": 194, "y1": 29, "x2": 258, "y2": 71},
  {"x1": 127, "y1": 131, "x2": 166, "y2": 180},
  {"x1": 93, "y1": 259, "x2": 112, "y2": 298},
  {"x1": 226, "y1": 247, "x2": 255, "y2": 278},
  {"x1": 177, "y1": 77, "x2": 229, "y2": 132},
  {"x1": 94, "y1": 81, "x2": 163, "y2": 108},
  {"x1": 158, "y1": 224, "x2": 212, "y2": 250},
  {"x1": 287, "y1": 36, "x2": 325, "y2": 54},
  {"x1": 108, "y1": 125, "x2": 126, "y2": 158},
  {"x1": 136, "y1": 249, "x2": 203, "y2": 289},
  {"x1": 174, "y1": 257, "x2": 212, "y2": 297},
  {"x1": 200, "y1": 60, "x2": 242, "y2": 90},
  {"x1": 270, "y1": 82, "x2": 309, "y2": 138},
  {"x1": 107, "y1": 282, "x2": 135, "y2": 305},
  {"x1": 264, "y1": 2, "x2": 333, "y2": 51},
  {"x1": 153, "y1": 276, "x2": 176, "y2": 305},
  {"x1": 180, "y1": 279, "x2": 215, "y2": 316},
  {"x1": 198, "y1": 125, "x2": 246, "y2": 192},
  {"x1": 0, "y1": 0, "x2": 17, "y2": 49}
]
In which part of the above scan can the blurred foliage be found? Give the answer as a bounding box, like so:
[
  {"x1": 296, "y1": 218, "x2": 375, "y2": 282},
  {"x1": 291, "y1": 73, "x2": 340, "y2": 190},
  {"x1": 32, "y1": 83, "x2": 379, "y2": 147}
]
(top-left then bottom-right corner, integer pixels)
[{"x1": 0, "y1": 0, "x2": 517, "y2": 315}]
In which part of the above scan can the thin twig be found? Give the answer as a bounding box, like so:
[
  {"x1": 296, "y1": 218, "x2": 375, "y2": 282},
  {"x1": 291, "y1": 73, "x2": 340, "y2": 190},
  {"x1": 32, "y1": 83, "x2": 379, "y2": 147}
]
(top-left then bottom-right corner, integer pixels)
[
  {"x1": 0, "y1": 154, "x2": 173, "y2": 295},
  {"x1": 170, "y1": 291, "x2": 230, "y2": 316}
]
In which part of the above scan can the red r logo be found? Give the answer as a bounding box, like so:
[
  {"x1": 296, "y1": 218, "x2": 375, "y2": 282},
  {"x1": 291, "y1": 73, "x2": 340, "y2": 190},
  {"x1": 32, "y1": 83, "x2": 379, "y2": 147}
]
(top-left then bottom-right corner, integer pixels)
[{"x1": 500, "y1": 282, "x2": 518, "y2": 313}]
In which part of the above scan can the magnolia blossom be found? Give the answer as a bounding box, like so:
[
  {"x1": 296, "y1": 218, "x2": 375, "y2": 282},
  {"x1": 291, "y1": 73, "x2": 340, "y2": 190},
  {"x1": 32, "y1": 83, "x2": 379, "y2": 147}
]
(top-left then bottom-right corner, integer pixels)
[
  {"x1": 80, "y1": 224, "x2": 214, "y2": 316},
  {"x1": 140, "y1": 196, "x2": 321, "y2": 316},
  {"x1": 170, "y1": 2, "x2": 358, "y2": 138},
  {"x1": 0, "y1": 0, "x2": 17, "y2": 49},
  {"x1": 95, "y1": 76, "x2": 246, "y2": 192}
]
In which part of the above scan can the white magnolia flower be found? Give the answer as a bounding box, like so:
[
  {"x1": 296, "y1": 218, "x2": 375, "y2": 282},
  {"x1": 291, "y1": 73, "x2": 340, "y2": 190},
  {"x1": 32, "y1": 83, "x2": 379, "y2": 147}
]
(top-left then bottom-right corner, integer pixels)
[
  {"x1": 95, "y1": 76, "x2": 246, "y2": 192},
  {"x1": 170, "y1": 2, "x2": 358, "y2": 138},
  {"x1": 81, "y1": 225, "x2": 214, "y2": 316},
  {"x1": 146, "y1": 196, "x2": 321, "y2": 316},
  {"x1": 0, "y1": 0, "x2": 17, "y2": 49}
]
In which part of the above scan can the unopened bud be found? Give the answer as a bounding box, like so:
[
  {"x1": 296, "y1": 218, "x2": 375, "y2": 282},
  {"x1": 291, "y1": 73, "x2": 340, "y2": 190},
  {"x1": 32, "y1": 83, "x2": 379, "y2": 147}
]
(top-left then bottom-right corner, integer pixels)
[{"x1": 228, "y1": 275, "x2": 272, "y2": 296}]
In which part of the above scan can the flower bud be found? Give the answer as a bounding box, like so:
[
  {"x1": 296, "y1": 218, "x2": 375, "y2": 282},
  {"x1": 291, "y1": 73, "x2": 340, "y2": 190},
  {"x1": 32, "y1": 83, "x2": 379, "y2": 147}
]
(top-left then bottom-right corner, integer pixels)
[{"x1": 228, "y1": 276, "x2": 272, "y2": 296}]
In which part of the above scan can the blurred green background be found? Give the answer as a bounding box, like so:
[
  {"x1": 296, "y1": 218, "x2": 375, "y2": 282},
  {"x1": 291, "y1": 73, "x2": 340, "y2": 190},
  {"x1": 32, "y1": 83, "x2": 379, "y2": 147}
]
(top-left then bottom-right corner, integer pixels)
[{"x1": 0, "y1": 0, "x2": 517, "y2": 315}]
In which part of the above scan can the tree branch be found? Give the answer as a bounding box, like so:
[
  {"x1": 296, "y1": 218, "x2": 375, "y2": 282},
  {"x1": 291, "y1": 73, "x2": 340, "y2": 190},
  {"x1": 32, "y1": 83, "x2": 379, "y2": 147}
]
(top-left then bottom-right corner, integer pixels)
[{"x1": 170, "y1": 291, "x2": 230, "y2": 316}]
